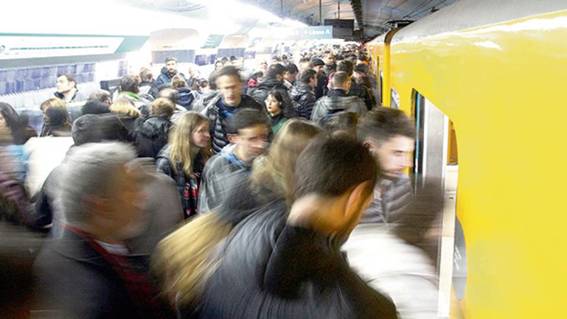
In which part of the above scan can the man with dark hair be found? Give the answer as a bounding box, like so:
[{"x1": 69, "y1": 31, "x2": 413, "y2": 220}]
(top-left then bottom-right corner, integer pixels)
[
  {"x1": 195, "y1": 135, "x2": 398, "y2": 319},
  {"x1": 345, "y1": 108, "x2": 442, "y2": 319},
  {"x1": 337, "y1": 60, "x2": 375, "y2": 110},
  {"x1": 248, "y1": 64, "x2": 294, "y2": 114},
  {"x1": 151, "y1": 57, "x2": 186, "y2": 97},
  {"x1": 309, "y1": 58, "x2": 328, "y2": 99},
  {"x1": 282, "y1": 63, "x2": 299, "y2": 90},
  {"x1": 290, "y1": 69, "x2": 317, "y2": 120},
  {"x1": 198, "y1": 109, "x2": 269, "y2": 213},
  {"x1": 323, "y1": 51, "x2": 337, "y2": 75},
  {"x1": 196, "y1": 65, "x2": 264, "y2": 154},
  {"x1": 54, "y1": 74, "x2": 86, "y2": 103},
  {"x1": 357, "y1": 107, "x2": 416, "y2": 223},
  {"x1": 311, "y1": 71, "x2": 367, "y2": 124}
]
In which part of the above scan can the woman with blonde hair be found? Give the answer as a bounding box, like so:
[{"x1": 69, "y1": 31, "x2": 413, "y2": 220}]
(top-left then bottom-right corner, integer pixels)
[
  {"x1": 152, "y1": 119, "x2": 321, "y2": 313},
  {"x1": 156, "y1": 111, "x2": 211, "y2": 218}
]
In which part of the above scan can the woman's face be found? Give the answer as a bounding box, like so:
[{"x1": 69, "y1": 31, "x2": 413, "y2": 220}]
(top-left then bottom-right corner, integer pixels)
[
  {"x1": 191, "y1": 122, "x2": 210, "y2": 148},
  {"x1": 265, "y1": 95, "x2": 282, "y2": 116}
]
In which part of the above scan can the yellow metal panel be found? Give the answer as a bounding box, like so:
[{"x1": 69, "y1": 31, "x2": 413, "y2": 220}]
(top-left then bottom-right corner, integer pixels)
[{"x1": 390, "y1": 10, "x2": 567, "y2": 319}]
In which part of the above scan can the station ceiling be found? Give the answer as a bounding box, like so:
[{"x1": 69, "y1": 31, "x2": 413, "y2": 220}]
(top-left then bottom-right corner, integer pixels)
[{"x1": 122, "y1": 0, "x2": 458, "y2": 36}]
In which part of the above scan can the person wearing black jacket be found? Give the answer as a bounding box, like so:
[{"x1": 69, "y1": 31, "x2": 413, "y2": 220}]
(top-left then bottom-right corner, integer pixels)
[
  {"x1": 310, "y1": 58, "x2": 328, "y2": 99},
  {"x1": 135, "y1": 98, "x2": 175, "y2": 158},
  {"x1": 194, "y1": 136, "x2": 398, "y2": 319},
  {"x1": 248, "y1": 64, "x2": 295, "y2": 116},
  {"x1": 290, "y1": 69, "x2": 317, "y2": 120}
]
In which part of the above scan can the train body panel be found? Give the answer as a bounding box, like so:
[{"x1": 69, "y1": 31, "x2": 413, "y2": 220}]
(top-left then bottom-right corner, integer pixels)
[{"x1": 370, "y1": 3, "x2": 567, "y2": 318}]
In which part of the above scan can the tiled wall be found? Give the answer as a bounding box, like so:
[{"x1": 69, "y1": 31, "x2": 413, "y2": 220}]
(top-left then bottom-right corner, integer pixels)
[{"x1": 0, "y1": 63, "x2": 96, "y2": 95}]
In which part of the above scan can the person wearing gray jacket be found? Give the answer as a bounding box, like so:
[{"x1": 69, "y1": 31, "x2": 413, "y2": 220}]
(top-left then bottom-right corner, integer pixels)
[{"x1": 310, "y1": 71, "x2": 367, "y2": 125}]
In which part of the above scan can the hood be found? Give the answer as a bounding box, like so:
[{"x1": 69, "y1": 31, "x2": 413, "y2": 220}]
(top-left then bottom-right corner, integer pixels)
[{"x1": 139, "y1": 117, "x2": 170, "y2": 138}]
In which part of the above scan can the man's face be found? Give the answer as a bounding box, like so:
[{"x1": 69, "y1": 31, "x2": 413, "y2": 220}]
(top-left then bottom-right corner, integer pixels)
[
  {"x1": 166, "y1": 60, "x2": 177, "y2": 74},
  {"x1": 367, "y1": 135, "x2": 415, "y2": 179},
  {"x1": 217, "y1": 75, "x2": 242, "y2": 106},
  {"x1": 284, "y1": 71, "x2": 296, "y2": 82},
  {"x1": 313, "y1": 65, "x2": 323, "y2": 74},
  {"x1": 56, "y1": 76, "x2": 74, "y2": 94},
  {"x1": 324, "y1": 55, "x2": 336, "y2": 66},
  {"x1": 234, "y1": 124, "x2": 269, "y2": 162}
]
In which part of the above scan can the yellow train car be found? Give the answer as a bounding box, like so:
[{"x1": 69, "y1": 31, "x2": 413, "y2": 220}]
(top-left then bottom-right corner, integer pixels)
[{"x1": 367, "y1": 0, "x2": 567, "y2": 318}]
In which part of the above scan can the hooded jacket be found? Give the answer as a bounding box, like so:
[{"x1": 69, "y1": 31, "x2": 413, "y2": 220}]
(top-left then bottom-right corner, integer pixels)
[
  {"x1": 193, "y1": 200, "x2": 398, "y2": 319},
  {"x1": 176, "y1": 87, "x2": 195, "y2": 110},
  {"x1": 310, "y1": 89, "x2": 368, "y2": 124},
  {"x1": 134, "y1": 116, "x2": 172, "y2": 158},
  {"x1": 290, "y1": 82, "x2": 316, "y2": 120}
]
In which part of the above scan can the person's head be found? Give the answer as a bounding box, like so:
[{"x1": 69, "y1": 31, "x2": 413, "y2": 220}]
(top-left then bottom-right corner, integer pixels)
[
  {"x1": 119, "y1": 75, "x2": 140, "y2": 94},
  {"x1": 57, "y1": 142, "x2": 146, "y2": 240},
  {"x1": 0, "y1": 102, "x2": 20, "y2": 132},
  {"x1": 56, "y1": 74, "x2": 76, "y2": 94},
  {"x1": 158, "y1": 87, "x2": 179, "y2": 105},
  {"x1": 215, "y1": 66, "x2": 243, "y2": 107},
  {"x1": 81, "y1": 100, "x2": 111, "y2": 116},
  {"x1": 251, "y1": 119, "x2": 322, "y2": 202},
  {"x1": 109, "y1": 98, "x2": 141, "y2": 118},
  {"x1": 283, "y1": 64, "x2": 298, "y2": 83},
  {"x1": 337, "y1": 60, "x2": 354, "y2": 77},
  {"x1": 331, "y1": 71, "x2": 352, "y2": 92},
  {"x1": 228, "y1": 109, "x2": 270, "y2": 162},
  {"x1": 299, "y1": 69, "x2": 317, "y2": 89},
  {"x1": 357, "y1": 107, "x2": 416, "y2": 179},
  {"x1": 168, "y1": 112, "x2": 210, "y2": 176},
  {"x1": 150, "y1": 97, "x2": 175, "y2": 119},
  {"x1": 324, "y1": 52, "x2": 336, "y2": 66},
  {"x1": 309, "y1": 58, "x2": 325, "y2": 74},
  {"x1": 171, "y1": 74, "x2": 187, "y2": 89},
  {"x1": 139, "y1": 67, "x2": 154, "y2": 83},
  {"x1": 165, "y1": 57, "x2": 177, "y2": 75},
  {"x1": 266, "y1": 64, "x2": 286, "y2": 81},
  {"x1": 40, "y1": 97, "x2": 66, "y2": 113},
  {"x1": 265, "y1": 90, "x2": 284, "y2": 116},
  {"x1": 72, "y1": 114, "x2": 130, "y2": 146},
  {"x1": 298, "y1": 57, "x2": 311, "y2": 72},
  {"x1": 44, "y1": 106, "x2": 69, "y2": 128},
  {"x1": 214, "y1": 60, "x2": 224, "y2": 70},
  {"x1": 88, "y1": 90, "x2": 112, "y2": 106},
  {"x1": 291, "y1": 135, "x2": 377, "y2": 237},
  {"x1": 354, "y1": 63, "x2": 369, "y2": 75}
]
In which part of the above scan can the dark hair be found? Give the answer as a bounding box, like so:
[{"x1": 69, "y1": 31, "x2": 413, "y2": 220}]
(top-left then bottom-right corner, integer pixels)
[
  {"x1": 165, "y1": 57, "x2": 177, "y2": 63},
  {"x1": 354, "y1": 63, "x2": 369, "y2": 75},
  {"x1": 266, "y1": 64, "x2": 286, "y2": 79},
  {"x1": 357, "y1": 107, "x2": 416, "y2": 144},
  {"x1": 267, "y1": 90, "x2": 284, "y2": 104},
  {"x1": 88, "y1": 90, "x2": 112, "y2": 105},
  {"x1": 331, "y1": 71, "x2": 350, "y2": 88},
  {"x1": 81, "y1": 100, "x2": 110, "y2": 115},
  {"x1": 139, "y1": 67, "x2": 153, "y2": 82},
  {"x1": 57, "y1": 74, "x2": 77, "y2": 87},
  {"x1": 0, "y1": 102, "x2": 25, "y2": 144},
  {"x1": 119, "y1": 75, "x2": 140, "y2": 94},
  {"x1": 294, "y1": 135, "x2": 377, "y2": 199},
  {"x1": 299, "y1": 57, "x2": 310, "y2": 64},
  {"x1": 215, "y1": 65, "x2": 242, "y2": 83},
  {"x1": 285, "y1": 63, "x2": 299, "y2": 75},
  {"x1": 299, "y1": 69, "x2": 317, "y2": 84},
  {"x1": 337, "y1": 60, "x2": 354, "y2": 76},
  {"x1": 228, "y1": 109, "x2": 269, "y2": 134},
  {"x1": 72, "y1": 114, "x2": 129, "y2": 146}
]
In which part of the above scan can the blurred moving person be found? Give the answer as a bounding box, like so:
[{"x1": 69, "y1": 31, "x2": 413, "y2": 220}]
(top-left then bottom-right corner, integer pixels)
[
  {"x1": 191, "y1": 135, "x2": 397, "y2": 319},
  {"x1": 33, "y1": 142, "x2": 173, "y2": 318},
  {"x1": 197, "y1": 109, "x2": 269, "y2": 213},
  {"x1": 196, "y1": 66, "x2": 264, "y2": 154}
]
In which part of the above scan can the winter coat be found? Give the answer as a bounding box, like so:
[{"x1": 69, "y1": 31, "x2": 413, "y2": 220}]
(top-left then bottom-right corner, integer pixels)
[
  {"x1": 349, "y1": 82, "x2": 376, "y2": 111},
  {"x1": 248, "y1": 78, "x2": 295, "y2": 117},
  {"x1": 199, "y1": 95, "x2": 264, "y2": 154},
  {"x1": 156, "y1": 146, "x2": 206, "y2": 218},
  {"x1": 150, "y1": 67, "x2": 186, "y2": 97},
  {"x1": 290, "y1": 82, "x2": 316, "y2": 120},
  {"x1": 314, "y1": 72, "x2": 328, "y2": 99},
  {"x1": 134, "y1": 116, "x2": 172, "y2": 158},
  {"x1": 193, "y1": 200, "x2": 398, "y2": 319},
  {"x1": 361, "y1": 176, "x2": 413, "y2": 224},
  {"x1": 270, "y1": 113, "x2": 288, "y2": 135},
  {"x1": 310, "y1": 89, "x2": 367, "y2": 124}
]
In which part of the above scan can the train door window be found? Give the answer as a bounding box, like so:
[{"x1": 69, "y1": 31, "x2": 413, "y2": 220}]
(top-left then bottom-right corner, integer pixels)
[
  {"x1": 390, "y1": 88, "x2": 400, "y2": 109},
  {"x1": 412, "y1": 90, "x2": 465, "y2": 318}
]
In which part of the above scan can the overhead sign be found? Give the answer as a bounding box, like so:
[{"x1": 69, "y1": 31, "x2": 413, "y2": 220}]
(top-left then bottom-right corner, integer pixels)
[
  {"x1": 0, "y1": 34, "x2": 147, "y2": 60},
  {"x1": 287, "y1": 26, "x2": 333, "y2": 40}
]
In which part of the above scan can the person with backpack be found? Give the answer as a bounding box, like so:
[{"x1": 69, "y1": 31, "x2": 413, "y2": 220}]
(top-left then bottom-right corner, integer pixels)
[{"x1": 134, "y1": 98, "x2": 175, "y2": 158}]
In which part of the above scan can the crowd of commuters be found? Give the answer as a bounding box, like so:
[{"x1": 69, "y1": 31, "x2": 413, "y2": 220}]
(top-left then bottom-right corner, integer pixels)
[{"x1": 0, "y1": 43, "x2": 443, "y2": 319}]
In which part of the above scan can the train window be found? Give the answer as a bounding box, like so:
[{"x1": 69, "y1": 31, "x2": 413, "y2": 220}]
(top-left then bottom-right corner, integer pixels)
[{"x1": 412, "y1": 90, "x2": 465, "y2": 318}]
